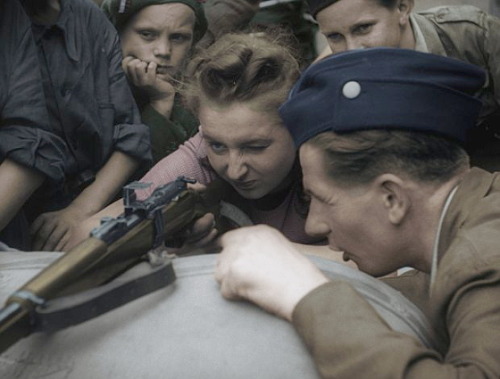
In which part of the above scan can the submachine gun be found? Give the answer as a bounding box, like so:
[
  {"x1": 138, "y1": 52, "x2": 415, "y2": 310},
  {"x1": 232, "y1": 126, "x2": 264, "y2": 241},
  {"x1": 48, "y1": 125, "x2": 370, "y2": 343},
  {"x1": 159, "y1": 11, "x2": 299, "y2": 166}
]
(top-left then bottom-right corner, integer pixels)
[{"x1": 0, "y1": 176, "x2": 230, "y2": 354}]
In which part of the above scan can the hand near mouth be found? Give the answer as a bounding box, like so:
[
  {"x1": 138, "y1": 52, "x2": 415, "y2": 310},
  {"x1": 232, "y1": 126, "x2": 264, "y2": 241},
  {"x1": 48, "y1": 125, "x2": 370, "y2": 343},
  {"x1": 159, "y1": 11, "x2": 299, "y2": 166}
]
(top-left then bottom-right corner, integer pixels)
[{"x1": 122, "y1": 56, "x2": 176, "y2": 119}]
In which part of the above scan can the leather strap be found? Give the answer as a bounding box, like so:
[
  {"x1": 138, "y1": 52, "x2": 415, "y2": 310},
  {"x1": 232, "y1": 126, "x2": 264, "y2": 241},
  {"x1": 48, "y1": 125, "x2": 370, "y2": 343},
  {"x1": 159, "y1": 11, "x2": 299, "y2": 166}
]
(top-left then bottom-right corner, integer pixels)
[{"x1": 33, "y1": 260, "x2": 176, "y2": 332}]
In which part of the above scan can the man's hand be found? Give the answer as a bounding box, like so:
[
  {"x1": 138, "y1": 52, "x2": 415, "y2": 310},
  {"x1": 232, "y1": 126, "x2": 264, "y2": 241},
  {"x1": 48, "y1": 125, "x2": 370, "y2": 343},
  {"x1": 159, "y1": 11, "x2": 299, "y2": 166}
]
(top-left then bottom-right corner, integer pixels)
[
  {"x1": 30, "y1": 205, "x2": 91, "y2": 251},
  {"x1": 215, "y1": 225, "x2": 329, "y2": 321}
]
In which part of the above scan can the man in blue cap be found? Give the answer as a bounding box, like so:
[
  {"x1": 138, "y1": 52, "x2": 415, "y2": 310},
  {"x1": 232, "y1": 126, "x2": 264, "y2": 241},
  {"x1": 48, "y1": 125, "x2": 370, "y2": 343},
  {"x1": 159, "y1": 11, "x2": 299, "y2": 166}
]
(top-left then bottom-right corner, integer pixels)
[{"x1": 215, "y1": 48, "x2": 500, "y2": 377}]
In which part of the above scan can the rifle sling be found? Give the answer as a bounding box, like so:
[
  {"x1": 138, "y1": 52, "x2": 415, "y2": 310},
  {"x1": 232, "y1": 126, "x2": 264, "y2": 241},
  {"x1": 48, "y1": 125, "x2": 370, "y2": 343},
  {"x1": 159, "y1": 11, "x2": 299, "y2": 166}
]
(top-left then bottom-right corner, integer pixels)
[{"x1": 32, "y1": 260, "x2": 176, "y2": 333}]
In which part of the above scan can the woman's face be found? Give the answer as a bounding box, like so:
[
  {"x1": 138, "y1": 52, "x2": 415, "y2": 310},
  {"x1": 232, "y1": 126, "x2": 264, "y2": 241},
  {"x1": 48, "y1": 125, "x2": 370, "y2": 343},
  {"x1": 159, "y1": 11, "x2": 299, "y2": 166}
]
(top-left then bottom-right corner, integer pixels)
[
  {"x1": 199, "y1": 102, "x2": 297, "y2": 199},
  {"x1": 119, "y1": 3, "x2": 195, "y2": 79},
  {"x1": 316, "y1": 0, "x2": 410, "y2": 54}
]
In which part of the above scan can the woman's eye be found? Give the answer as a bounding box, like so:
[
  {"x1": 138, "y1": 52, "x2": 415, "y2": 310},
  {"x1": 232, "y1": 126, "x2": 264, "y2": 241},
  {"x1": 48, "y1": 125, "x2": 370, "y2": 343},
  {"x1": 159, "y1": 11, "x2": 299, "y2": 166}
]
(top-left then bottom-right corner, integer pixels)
[
  {"x1": 244, "y1": 145, "x2": 268, "y2": 152},
  {"x1": 354, "y1": 24, "x2": 373, "y2": 34},
  {"x1": 327, "y1": 33, "x2": 343, "y2": 43},
  {"x1": 209, "y1": 142, "x2": 226, "y2": 152},
  {"x1": 171, "y1": 33, "x2": 191, "y2": 43}
]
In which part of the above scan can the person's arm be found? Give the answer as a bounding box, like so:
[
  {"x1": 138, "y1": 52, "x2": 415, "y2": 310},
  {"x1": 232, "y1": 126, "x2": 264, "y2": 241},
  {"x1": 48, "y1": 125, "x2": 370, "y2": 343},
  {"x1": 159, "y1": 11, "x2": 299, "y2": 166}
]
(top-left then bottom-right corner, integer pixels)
[
  {"x1": 216, "y1": 225, "x2": 500, "y2": 378},
  {"x1": 291, "y1": 281, "x2": 443, "y2": 378},
  {"x1": 0, "y1": 159, "x2": 44, "y2": 233},
  {"x1": 0, "y1": 0, "x2": 67, "y2": 240},
  {"x1": 66, "y1": 132, "x2": 215, "y2": 249},
  {"x1": 30, "y1": 19, "x2": 152, "y2": 251},
  {"x1": 66, "y1": 181, "x2": 217, "y2": 251},
  {"x1": 30, "y1": 151, "x2": 139, "y2": 251},
  {"x1": 141, "y1": 96, "x2": 200, "y2": 163},
  {"x1": 106, "y1": 29, "x2": 152, "y2": 167},
  {"x1": 292, "y1": 262, "x2": 500, "y2": 377}
]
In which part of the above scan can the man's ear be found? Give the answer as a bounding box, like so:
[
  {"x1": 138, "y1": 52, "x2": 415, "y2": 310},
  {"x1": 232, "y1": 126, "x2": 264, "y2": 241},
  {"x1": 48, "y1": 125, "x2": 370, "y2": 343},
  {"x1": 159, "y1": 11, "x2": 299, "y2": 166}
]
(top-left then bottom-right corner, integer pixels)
[
  {"x1": 375, "y1": 174, "x2": 410, "y2": 225},
  {"x1": 397, "y1": 0, "x2": 414, "y2": 25}
]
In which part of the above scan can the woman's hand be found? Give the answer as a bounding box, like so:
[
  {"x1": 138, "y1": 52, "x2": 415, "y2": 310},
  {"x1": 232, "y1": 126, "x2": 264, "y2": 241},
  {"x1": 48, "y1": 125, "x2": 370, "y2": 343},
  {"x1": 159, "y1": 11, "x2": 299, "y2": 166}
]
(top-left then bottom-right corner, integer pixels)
[{"x1": 167, "y1": 182, "x2": 220, "y2": 255}]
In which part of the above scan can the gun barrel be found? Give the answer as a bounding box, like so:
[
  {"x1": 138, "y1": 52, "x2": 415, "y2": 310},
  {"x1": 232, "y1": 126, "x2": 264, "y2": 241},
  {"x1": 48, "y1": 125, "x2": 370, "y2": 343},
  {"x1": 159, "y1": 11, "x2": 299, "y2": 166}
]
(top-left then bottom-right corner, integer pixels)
[
  {"x1": 0, "y1": 238, "x2": 109, "y2": 354},
  {"x1": 11, "y1": 237, "x2": 109, "y2": 302},
  {"x1": 0, "y1": 303, "x2": 31, "y2": 354}
]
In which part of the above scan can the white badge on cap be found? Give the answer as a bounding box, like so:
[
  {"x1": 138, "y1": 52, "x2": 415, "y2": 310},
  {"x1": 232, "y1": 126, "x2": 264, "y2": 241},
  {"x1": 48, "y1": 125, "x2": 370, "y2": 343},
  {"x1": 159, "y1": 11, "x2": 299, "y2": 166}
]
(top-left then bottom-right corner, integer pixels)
[{"x1": 342, "y1": 81, "x2": 361, "y2": 99}]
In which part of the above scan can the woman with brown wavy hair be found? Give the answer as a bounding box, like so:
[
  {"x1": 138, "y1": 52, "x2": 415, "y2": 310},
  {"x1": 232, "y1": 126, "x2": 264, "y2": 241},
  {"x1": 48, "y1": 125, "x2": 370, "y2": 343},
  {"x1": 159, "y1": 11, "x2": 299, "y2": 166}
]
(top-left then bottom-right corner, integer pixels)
[{"x1": 71, "y1": 31, "x2": 327, "y2": 249}]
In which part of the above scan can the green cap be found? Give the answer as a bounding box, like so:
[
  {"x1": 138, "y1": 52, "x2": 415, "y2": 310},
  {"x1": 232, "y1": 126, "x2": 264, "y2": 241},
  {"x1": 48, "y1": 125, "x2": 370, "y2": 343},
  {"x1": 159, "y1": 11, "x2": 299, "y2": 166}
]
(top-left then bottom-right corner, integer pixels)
[{"x1": 102, "y1": 0, "x2": 207, "y2": 43}]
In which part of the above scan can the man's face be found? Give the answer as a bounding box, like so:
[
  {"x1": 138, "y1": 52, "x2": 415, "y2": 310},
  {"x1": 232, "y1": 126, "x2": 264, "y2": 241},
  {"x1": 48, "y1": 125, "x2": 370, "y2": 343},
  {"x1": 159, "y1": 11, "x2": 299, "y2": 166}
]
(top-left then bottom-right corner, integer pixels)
[
  {"x1": 316, "y1": 0, "x2": 411, "y2": 54},
  {"x1": 300, "y1": 143, "x2": 406, "y2": 277},
  {"x1": 120, "y1": 3, "x2": 195, "y2": 79}
]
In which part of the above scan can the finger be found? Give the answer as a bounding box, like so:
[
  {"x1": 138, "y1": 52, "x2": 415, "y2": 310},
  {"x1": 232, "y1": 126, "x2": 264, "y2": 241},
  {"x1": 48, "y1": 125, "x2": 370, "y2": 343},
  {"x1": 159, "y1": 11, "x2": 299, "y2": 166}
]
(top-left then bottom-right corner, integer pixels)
[
  {"x1": 218, "y1": 275, "x2": 244, "y2": 301},
  {"x1": 192, "y1": 228, "x2": 219, "y2": 247},
  {"x1": 55, "y1": 232, "x2": 70, "y2": 252},
  {"x1": 183, "y1": 214, "x2": 214, "y2": 244},
  {"x1": 40, "y1": 225, "x2": 68, "y2": 251},
  {"x1": 31, "y1": 220, "x2": 58, "y2": 251},
  {"x1": 30, "y1": 214, "x2": 47, "y2": 236},
  {"x1": 145, "y1": 61, "x2": 157, "y2": 82},
  {"x1": 128, "y1": 60, "x2": 148, "y2": 85},
  {"x1": 214, "y1": 234, "x2": 242, "y2": 281},
  {"x1": 130, "y1": 60, "x2": 147, "y2": 86},
  {"x1": 219, "y1": 227, "x2": 245, "y2": 247},
  {"x1": 122, "y1": 57, "x2": 141, "y2": 80},
  {"x1": 146, "y1": 64, "x2": 164, "y2": 88},
  {"x1": 189, "y1": 213, "x2": 215, "y2": 237},
  {"x1": 121, "y1": 56, "x2": 136, "y2": 72},
  {"x1": 187, "y1": 182, "x2": 206, "y2": 191},
  {"x1": 214, "y1": 251, "x2": 229, "y2": 283}
]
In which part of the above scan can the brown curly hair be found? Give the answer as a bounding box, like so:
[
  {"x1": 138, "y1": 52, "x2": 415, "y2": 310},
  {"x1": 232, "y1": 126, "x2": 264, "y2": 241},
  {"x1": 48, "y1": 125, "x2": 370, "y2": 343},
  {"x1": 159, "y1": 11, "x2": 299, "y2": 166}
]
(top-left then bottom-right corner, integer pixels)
[{"x1": 182, "y1": 31, "x2": 301, "y2": 119}]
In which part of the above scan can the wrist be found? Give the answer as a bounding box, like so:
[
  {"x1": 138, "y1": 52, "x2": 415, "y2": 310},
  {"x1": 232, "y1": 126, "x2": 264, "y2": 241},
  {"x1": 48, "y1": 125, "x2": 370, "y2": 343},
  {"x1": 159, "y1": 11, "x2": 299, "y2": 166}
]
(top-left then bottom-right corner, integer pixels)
[
  {"x1": 150, "y1": 96, "x2": 175, "y2": 119},
  {"x1": 290, "y1": 279, "x2": 333, "y2": 323},
  {"x1": 282, "y1": 276, "x2": 329, "y2": 322},
  {"x1": 64, "y1": 201, "x2": 95, "y2": 219}
]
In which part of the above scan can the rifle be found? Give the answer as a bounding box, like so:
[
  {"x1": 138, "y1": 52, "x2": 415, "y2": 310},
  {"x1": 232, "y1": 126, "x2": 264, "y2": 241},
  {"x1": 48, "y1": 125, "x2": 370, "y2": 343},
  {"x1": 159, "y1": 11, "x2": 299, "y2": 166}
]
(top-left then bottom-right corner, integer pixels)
[{"x1": 0, "y1": 176, "x2": 230, "y2": 354}]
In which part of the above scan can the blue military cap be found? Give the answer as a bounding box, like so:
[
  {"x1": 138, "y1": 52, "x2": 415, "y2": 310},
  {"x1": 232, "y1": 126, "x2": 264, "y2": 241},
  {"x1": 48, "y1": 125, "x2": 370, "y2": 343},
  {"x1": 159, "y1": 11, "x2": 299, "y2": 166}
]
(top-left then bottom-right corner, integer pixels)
[{"x1": 279, "y1": 48, "x2": 486, "y2": 147}]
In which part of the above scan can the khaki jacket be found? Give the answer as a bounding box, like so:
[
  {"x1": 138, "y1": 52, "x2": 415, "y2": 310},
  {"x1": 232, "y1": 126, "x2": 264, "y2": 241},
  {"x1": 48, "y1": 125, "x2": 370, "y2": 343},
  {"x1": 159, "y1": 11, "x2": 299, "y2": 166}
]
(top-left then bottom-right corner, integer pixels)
[
  {"x1": 413, "y1": 6, "x2": 500, "y2": 125},
  {"x1": 199, "y1": 0, "x2": 260, "y2": 47},
  {"x1": 292, "y1": 168, "x2": 500, "y2": 378}
]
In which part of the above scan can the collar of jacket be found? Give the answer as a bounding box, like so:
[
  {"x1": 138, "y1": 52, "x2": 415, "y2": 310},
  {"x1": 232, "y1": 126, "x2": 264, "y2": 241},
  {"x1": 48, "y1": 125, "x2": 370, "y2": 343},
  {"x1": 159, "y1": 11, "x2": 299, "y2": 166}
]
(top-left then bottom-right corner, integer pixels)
[
  {"x1": 411, "y1": 12, "x2": 447, "y2": 57},
  {"x1": 33, "y1": 0, "x2": 79, "y2": 62},
  {"x1": 437, "y1": 167, "x2": 498, "y2": 261}
]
